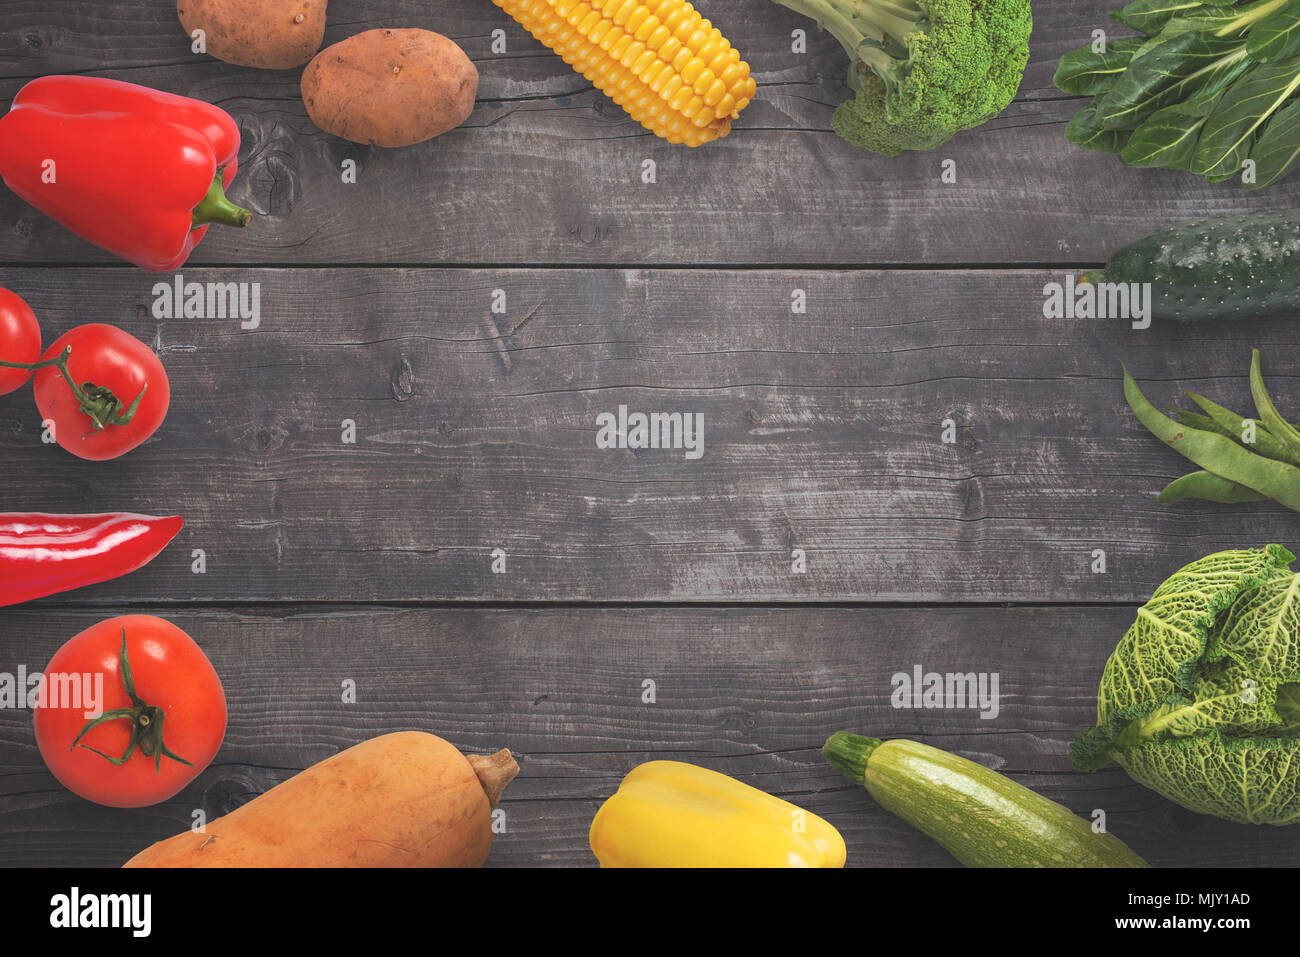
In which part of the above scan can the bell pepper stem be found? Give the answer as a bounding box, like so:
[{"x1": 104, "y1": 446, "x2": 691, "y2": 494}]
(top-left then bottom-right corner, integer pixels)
[{"x1": 192, "y1": 166, "x2": 251, "y2": 229}]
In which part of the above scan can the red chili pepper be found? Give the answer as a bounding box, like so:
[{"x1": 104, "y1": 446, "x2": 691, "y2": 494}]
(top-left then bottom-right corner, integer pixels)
[
  {"x1": 0, "y1": 513, "x2": 183, "y2": 607},
  {"x1": 0, "y1": 76, "x2": 251, "y2": 272}
]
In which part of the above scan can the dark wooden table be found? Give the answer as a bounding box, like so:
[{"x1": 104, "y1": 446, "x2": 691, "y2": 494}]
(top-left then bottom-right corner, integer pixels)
[{"x1": 2, "y1": 0, "x2": 1299, "y2": 867}]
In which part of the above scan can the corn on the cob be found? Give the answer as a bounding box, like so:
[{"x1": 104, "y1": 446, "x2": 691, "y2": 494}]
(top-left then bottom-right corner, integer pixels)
[{"x1": 493, "y1": 0, "x2": 756, "y2": 146}]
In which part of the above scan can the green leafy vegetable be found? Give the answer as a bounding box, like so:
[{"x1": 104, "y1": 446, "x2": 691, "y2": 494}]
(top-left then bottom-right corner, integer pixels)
[
  {"x1": 1056, "y1": 0, "x2": 1300, "y2": 189},
  {"x1": 1055, "y1": 37, "x2": 1147, "y2": 95},
  {"x1": 1247, "y1": 96, "x2": 1300, "y2": 183},
  {"x1": 769, "y1": 0, "x2": 1033, "y2": 155},
  {"x1": 1194, "y1": 52, "x2": 1300, "y2": 177},
  {"x1": 1112, "y1": 0, "x2": 1235, "y2": 35},
  {"x1": 1067, "y1": 104, "x2": 1133, "y2": 153},
  {"x1": 1249, "y1": 2, "x2": 1300, "y2": 59},
  {"x1": 1073, "y1": 545, "x2": 1300, "y2": 825},
  {"x1": 1121, "y1": 102, "x2": 1211, "y2": 165},
  {"x1": 1096, "y1": 34, "x2": 1247, "y2": 131}
]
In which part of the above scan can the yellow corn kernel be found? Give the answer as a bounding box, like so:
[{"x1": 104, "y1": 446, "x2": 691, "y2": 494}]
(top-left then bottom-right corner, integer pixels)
[
  {"x1": 493, "y1": 0, "x2": 756, "y2": 146},
  {"x1": 588, "y1": 761, "x2": 847, "y2": 867}
]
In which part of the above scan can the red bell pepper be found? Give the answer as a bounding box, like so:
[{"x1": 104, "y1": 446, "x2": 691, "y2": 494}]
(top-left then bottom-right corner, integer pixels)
[
  {"x1": 0, "y1": 513, "x2": 183, "y2": 607},
  {"x1": 0, "y1": 76, "x2": 251, "y2": 272}
]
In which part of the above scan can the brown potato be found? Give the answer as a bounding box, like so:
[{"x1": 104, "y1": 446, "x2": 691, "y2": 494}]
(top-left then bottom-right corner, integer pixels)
[
  {"x1": 178, "y1": 0, "x2": 326, "y2": 70},
  {"x1": 301, "y1": 28, "x2": 478, "y2": 148}
]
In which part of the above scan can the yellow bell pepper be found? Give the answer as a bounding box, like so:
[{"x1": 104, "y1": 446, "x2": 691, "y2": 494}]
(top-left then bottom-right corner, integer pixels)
[{"x1": 588, "y1": 760, "x2": 846, "y2": 868}]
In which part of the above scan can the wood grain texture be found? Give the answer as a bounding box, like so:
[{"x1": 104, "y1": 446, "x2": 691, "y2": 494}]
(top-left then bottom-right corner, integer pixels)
[
  {"x1": 1, "y1": 604, "x2": 1292, "y2": 868},
  {"x1": 0, "y1": 1, "x2": 1298, "y2": 267},
  {"x1": 2, "y1": 265, "x2": 1298, "y2": 604},
  {"x1": 1, "y1": 1, "x2": 1297, "y2": 872}
]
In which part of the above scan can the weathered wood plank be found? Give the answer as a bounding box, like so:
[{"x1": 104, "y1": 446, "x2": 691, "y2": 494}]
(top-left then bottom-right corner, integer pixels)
[
  {"x1": 0, "y1": 1, "x2": 1295, "y2": 267},
  {"x1": 1, "y1": 265, "x2": 1296, "y2": 604},
  {"x1": 0, "y1": 604, "x2": 1288, "y2": 868}
]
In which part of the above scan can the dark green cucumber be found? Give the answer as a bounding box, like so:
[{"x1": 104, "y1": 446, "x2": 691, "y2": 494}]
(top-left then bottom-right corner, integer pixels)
[
  {"x1": 824, "y1": 732, "x2": 1148, "y2": 868},
  {"x1": 1083, "y1": 210, "x2": 1300, "y2": 322}
]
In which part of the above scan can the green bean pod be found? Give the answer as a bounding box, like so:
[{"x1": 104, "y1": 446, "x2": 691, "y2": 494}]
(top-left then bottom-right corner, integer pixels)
[
  {"x1": 1154, "y1": 470, "x2": 1269, "y2": 505},
  {"x1": 1124, "y1": 366, "x2": 1300, "y2": 513},
  {"x1": 1249, "y1": 349, "x2": 1300, "y2": 463},
  {"x1": 1175, "y1": 409, "x2": 1231, "y2": 438},
  {"x1": 1184, "y1": 392, "x2": 1300, "y2": 468}
]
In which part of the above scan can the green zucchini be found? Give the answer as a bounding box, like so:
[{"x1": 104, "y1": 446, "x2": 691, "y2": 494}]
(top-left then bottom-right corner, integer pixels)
[
  {"x1": 1082, "y1": 210, "x2": 1300, "y2": 322},
  {"x1": 824, "y1": 732, "x2": 1148, "y2": 868}
]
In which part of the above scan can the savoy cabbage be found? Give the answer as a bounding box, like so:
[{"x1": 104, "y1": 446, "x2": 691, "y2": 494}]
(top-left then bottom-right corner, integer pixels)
[{"x1": 1073, "y1": 544, "x2": 1300, "y2": 825}]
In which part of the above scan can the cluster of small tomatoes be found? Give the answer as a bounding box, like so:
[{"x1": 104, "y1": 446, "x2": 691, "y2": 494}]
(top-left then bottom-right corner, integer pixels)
[{"x1": 0, "y1": 287, "x2": 170, "y2": 460}]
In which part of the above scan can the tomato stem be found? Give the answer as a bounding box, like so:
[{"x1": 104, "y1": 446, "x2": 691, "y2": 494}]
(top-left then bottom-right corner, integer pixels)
[
  {"x1": 70, "y1": 629, "x2": 193, "y2": 772},
  {"x1": 0, "y1": 345, "x2": 147, "y2": 432}
]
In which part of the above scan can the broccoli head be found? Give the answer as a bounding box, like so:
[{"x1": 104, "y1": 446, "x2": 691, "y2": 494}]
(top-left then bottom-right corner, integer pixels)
[{"x1": 775, "y1": 0, "x2": 1033, "y2": 155}]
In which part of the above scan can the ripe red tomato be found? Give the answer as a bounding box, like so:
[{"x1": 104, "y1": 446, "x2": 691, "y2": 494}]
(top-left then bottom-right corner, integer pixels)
[
  {"x1": 32, "y1": 323, "x2": 169, "y2": 460},
  {"x1": 34, "y1": 615, "x2": 226, "y2": 808},
  {"x1": 0, "y1": 287, "x2": 41, "y2": 396}
]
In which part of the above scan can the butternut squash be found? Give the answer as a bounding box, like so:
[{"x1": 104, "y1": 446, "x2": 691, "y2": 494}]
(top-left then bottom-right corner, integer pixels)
[{"x1": 123, "y1": 732, "x2": 517, "y2": 867}]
